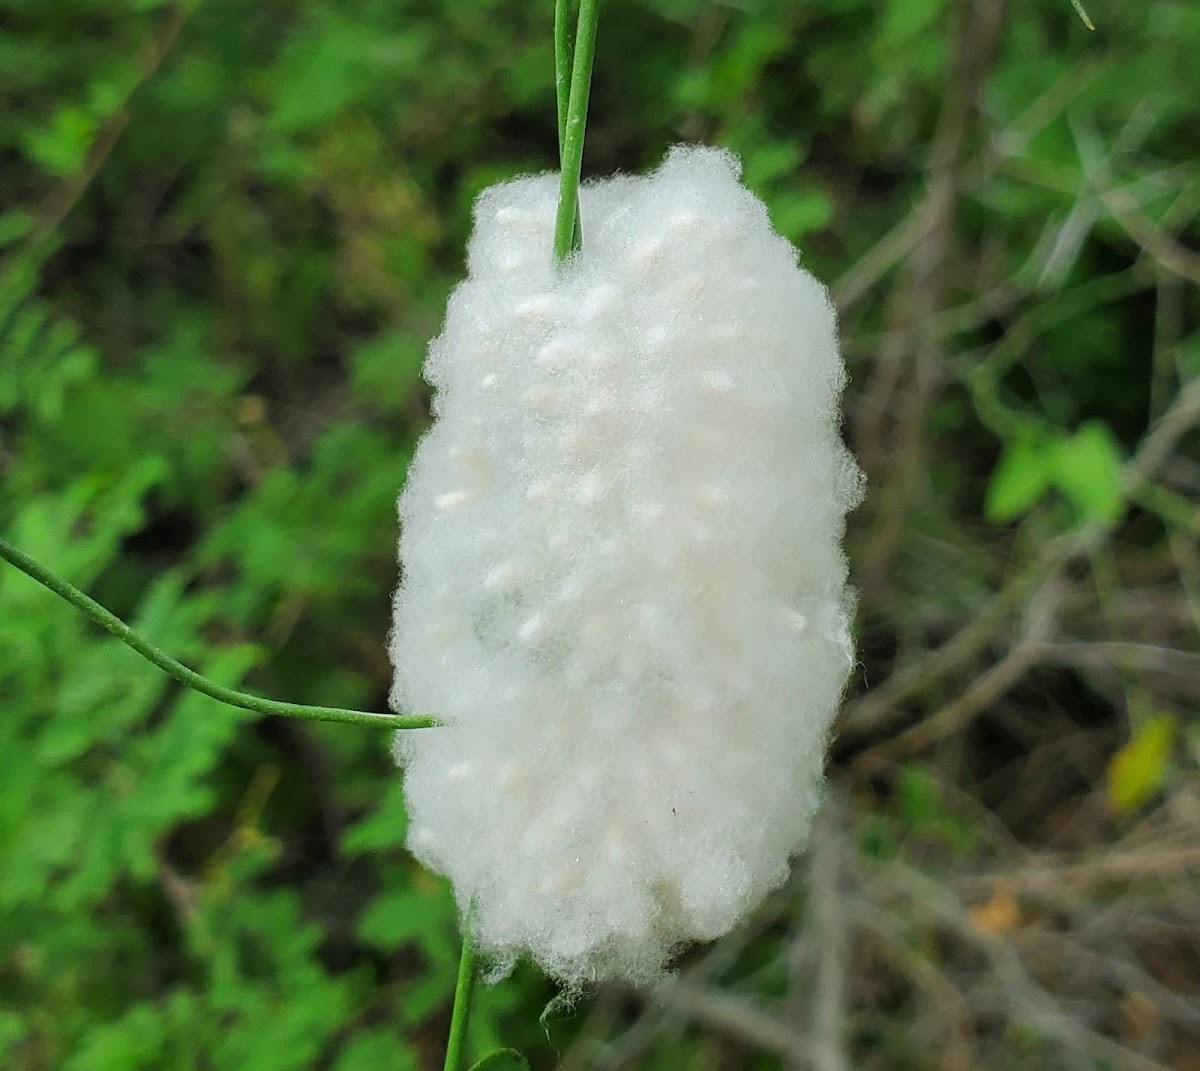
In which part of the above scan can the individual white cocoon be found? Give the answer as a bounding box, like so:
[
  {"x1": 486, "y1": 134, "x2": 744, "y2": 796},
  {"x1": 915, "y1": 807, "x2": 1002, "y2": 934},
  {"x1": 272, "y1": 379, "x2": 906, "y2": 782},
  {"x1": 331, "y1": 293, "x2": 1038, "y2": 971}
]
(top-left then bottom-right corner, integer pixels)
[{"x1": 390, "y1": 145, "x2": 862, "y2": 986}]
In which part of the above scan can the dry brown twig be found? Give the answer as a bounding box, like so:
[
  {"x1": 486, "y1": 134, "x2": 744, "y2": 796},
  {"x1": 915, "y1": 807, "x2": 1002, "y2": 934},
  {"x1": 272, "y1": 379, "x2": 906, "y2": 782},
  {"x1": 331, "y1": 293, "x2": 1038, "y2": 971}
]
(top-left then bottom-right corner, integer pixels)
[
  {"x1": 875, "y1": 860, "x2": 1178, "y2": 1071},
  {"x1": 855, "y1": 0, "x2": 1011, "y2": 593},
  {"x1": 843, "y1": 376, "x2": 1200, "y2": 752},
  {"x1": 31, "y1": 5, "x2": 190, "y2": 246},
  {"x1": 795, "y1": 794, "x2": 851, "y2": 1071}
]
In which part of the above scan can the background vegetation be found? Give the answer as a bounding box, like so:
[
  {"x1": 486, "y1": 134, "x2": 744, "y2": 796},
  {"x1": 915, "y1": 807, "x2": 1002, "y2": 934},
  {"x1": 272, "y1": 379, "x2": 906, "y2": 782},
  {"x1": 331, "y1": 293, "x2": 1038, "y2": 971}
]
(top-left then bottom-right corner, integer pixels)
[{"x1": 2, "y1": 0, "x2": 1198, "y2": 1068}]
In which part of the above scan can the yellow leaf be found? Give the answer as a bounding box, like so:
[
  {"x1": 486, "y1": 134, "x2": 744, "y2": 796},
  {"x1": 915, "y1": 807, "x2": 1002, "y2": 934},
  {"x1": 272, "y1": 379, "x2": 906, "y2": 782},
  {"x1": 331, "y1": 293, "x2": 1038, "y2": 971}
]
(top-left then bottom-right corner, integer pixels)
[
  {"x1": 1108, "y1": 714, "x2": 1176, "y2": 815},
  {"x1": 1119, "y1": 992, "x2": 1157, "y2": 1043},
  {"x1": 970, "y1": 879, "x2": 1020, "y2": 935}
]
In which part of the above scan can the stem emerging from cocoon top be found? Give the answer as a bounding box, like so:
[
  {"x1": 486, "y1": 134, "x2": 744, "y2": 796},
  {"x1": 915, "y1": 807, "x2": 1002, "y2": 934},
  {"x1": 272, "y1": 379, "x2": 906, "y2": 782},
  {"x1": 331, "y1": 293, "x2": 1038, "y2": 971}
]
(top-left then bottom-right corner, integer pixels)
[{"x1": 553, "y1": 0, "x2": 600, "y2": 264}]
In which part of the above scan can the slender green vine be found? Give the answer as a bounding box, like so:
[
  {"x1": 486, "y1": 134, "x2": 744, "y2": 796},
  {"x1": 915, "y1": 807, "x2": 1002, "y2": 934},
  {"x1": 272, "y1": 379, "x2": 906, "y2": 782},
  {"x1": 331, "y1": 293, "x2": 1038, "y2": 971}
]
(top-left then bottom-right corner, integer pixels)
[
  {"x1": 441, "y1": 8, "x2": 603, "y2": 1065},
  {"x1": 553, "y1": 0, "x2": 573, "y2": 155},
  {"x1": 0, "y1": 537, "x2": 434, "y2": 731},
  {"x1": 443, "y1": 901, "x2": 478, "y2": 1071},
  {"x1": 552, "y1": 0, "x2": 600, "y2": 264},
  {"x1": 554, "y1": 0, "x2": 583, "y2": 254},
  {"x1": 3, "y1": 3, "x2": 604, "y2": 1065}
]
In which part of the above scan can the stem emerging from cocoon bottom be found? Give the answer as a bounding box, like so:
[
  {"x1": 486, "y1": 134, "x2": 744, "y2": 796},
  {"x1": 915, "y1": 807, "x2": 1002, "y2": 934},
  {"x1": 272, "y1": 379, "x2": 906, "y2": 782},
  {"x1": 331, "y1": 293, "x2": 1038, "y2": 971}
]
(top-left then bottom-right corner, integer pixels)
[{"x1": 443, "y1": 901, "x2": 478, "y2": 1071}]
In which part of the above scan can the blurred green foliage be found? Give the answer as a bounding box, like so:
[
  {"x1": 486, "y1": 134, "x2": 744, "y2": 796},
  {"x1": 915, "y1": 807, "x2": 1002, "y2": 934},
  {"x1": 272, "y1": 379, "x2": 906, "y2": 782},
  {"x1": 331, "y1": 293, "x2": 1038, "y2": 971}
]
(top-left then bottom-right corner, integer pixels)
[{"x1": 1, "y1": 0, "x2": 1197, "y2": 1068}]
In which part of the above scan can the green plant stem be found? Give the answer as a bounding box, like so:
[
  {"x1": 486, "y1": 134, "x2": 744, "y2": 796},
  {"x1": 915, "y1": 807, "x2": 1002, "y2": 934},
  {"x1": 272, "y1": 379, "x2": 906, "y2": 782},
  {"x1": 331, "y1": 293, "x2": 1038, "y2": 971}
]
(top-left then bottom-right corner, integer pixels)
[
  {"x1": 554, "y1": 0, "x2": 572, "y2": 150},
  {"x1": 553, "y1": 0, "x2": 582, "y2": 253},
  {"x1": 0, "y1": 536, "x2": 435, "y2": 731},
  {"x1": 552, "y1": 0, "x2": 600, "y2": 264},
  {"x1": 443, "y1": 902, "x2": 478, "y2": 1071}
]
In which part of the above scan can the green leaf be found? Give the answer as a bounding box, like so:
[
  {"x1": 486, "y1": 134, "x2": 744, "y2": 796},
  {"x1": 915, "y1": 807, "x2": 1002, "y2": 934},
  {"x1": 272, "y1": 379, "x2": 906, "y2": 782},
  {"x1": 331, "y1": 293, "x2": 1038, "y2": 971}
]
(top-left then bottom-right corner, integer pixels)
[
  {"x1": 269, "y1": 13, "x2": 426, "y2": 134},
  {"x1": 857, "y1": 814, "x2": 899, "y2": 860},
  {"x1": 21, "y1": 105, "x2": 96, "y2": 176},
  {"x1": 64, "y1": 1003, "x2": 166, "y2": 1071},
  {"x1": 0, "y1": 209, "x2": 33, "y2": 247},
  {"x1": 772, "y1": 188, "x2": 834, "y2": 240},
  {"x1": 1178, "y1": 334, "x2": 1200, "y2": 379},
  {"x1": 0, "y1": 1009, "x2": 27, "y2": 1060},
  {"x1": 357, "y1": 882, "x2": 455, "y2": 951},
  {"x1": 895, "y1": 765, "x2": 943, "y2": 831},
  {"x1": 349, "y1": 328, "x2": 426, "y2": 412},
  {"x1": 1048, "y1": 421, "x2": 1124, "y2": 524},
  {"x1": 332, "y1": 1029, "x2": 418, "y2": 1071},
  {"x1": 468, "y1": 1049, "x2": 533, "y2": 1071},
  {"x1": 985, "y1": 435, "x2": 1051, "y2": 522},
  {"x1": 342, "y1": 779, "x2": 409, "y2": 855},
  {"x1": 1108, "y1": 714, "x2": 1176, "y2": 815}
]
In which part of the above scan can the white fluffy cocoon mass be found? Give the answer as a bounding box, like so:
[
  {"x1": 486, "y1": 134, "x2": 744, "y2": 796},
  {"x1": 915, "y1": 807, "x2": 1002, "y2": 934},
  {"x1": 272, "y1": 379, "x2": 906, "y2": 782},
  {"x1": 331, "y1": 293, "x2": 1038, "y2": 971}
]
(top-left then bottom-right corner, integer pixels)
[{"x1": 390, "y1": 145, "x2": 862, "y2": 987}]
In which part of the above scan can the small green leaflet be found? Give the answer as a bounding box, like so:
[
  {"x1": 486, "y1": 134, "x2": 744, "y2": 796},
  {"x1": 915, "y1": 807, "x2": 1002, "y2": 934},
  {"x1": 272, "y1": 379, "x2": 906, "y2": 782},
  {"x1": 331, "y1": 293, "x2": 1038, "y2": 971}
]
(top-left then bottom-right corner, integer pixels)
[
  {"x1": 985, "y1": 436, "x2": 1050, "y2": 523},
  {"x1": 985, "y1": 421, "x2": 1123, "y2": 525}
]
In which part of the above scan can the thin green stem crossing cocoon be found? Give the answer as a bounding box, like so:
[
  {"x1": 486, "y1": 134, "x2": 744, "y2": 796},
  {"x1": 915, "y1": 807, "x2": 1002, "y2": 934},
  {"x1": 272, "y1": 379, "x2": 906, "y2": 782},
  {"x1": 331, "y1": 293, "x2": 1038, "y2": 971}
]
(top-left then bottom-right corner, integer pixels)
[
  {"x1": 553, "y1": 0, "x2": 600, "y2": 264},
  {"x1": 443, "y1": 901, "x2": 478, "y2": 1071},
  {"x1": 0, "y1": 536, "x2": 436, "y2": 731}
]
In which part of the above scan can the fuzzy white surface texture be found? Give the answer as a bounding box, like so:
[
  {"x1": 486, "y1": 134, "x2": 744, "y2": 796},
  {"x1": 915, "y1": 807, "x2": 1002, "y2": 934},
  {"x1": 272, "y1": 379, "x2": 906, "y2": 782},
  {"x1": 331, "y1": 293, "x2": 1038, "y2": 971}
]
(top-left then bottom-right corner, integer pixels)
[{"x1": 390, "y1": 145, "x2": 862, "y2": 987}]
